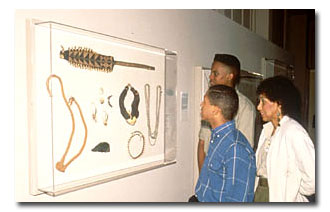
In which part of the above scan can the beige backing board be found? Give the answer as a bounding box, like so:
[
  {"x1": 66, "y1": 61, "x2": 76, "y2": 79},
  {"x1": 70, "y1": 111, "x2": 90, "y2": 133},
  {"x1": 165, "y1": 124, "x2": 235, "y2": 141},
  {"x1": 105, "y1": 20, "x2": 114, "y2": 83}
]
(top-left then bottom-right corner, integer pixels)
[{"x1": 27, "y1": 20, "x2": 177, "y2": 196}]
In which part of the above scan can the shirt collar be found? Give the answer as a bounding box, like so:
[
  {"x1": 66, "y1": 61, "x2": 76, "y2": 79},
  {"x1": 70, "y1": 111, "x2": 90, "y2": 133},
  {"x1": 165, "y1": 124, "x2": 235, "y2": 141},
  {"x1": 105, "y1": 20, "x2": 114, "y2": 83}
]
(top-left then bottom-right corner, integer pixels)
[
  {"x1": 263, "y1": 115, "x2": 290, "y2": 127},
  {"x1": 262, "y1": 115, "x2": 290, "y2": 136},
  {"x1": 279, "y1": 115, "x2": 290, "y2": 125},
  {"x1": 212, "y1": 120, "x2": 236, "y2": 135}
]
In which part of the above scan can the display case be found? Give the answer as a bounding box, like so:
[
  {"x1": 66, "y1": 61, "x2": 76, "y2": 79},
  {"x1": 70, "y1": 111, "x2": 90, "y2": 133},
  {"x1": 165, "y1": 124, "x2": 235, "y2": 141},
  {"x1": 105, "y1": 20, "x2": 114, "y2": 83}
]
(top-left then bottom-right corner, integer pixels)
[
  {"x1": 26, "y1": 20, "x2": 177, "y2": 196},
  {"x1": 261, "y1": 58, "x2": 294, "y2": 80}
]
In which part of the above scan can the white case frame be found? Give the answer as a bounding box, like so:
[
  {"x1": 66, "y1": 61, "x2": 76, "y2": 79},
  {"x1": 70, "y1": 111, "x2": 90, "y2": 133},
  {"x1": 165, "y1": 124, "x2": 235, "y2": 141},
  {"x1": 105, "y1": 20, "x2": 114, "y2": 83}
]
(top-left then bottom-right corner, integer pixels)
[{"x1": 26, "y1": 20, "x2": 177, "y2": 196}]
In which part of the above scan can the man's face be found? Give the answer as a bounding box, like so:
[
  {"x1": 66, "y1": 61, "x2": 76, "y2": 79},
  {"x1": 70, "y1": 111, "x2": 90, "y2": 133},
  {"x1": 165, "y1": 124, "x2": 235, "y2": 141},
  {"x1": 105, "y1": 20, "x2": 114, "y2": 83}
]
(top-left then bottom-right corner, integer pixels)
[
  {"x1": 209, "y1": 61, "x2": 233, "y2": 87},
  {"x1": 200, "y1": 94, "x2": 215, "y2": 122}
]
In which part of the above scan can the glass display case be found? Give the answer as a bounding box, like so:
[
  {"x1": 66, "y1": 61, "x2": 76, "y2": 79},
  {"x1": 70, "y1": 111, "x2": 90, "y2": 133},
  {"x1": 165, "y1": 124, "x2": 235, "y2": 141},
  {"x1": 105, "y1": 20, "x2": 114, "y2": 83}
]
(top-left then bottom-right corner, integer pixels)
[
  {"x1": 26, "y1": 20, "x2": 177, "y2": 196},
  {"x1": 261, "y1": 58, "x2": 294, "y2": 80}
]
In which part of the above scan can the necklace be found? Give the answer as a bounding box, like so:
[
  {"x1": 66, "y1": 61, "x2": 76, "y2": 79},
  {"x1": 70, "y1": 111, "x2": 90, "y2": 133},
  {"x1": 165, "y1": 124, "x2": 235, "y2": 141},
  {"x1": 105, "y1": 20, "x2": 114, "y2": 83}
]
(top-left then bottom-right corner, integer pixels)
[
  {"x1": 264, "y1": 137, "x2": 271, "y2": 152},
  {"x1": 144, "y1": 84, "x2": 162, "y2": 146},
  {"x1": 46, "y1": 74, "x2": 88, "y2": 172},
  {"x1": 119, "y1": 84, "x2": 140, "y2": 125}
]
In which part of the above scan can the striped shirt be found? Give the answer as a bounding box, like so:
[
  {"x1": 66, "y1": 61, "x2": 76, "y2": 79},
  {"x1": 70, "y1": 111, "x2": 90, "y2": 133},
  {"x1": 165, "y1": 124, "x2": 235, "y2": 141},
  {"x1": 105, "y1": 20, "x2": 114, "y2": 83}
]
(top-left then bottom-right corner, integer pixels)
[{"x1": 195, "y1": 120, "x2": 256, "y2": 202}]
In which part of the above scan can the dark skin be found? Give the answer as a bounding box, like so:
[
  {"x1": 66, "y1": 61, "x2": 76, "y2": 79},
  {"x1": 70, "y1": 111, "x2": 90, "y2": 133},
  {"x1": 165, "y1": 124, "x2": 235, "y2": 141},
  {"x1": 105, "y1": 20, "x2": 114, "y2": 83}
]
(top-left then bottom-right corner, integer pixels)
[
  {"x1": 198, "y1": 94, "x2": 227, "y2": 173},
  {"x1": 198, "y1": 61, "x2": 234, "y2": 173},
  {"x1": 197, "y1": 139, "x2": 206, "y2": 173}
]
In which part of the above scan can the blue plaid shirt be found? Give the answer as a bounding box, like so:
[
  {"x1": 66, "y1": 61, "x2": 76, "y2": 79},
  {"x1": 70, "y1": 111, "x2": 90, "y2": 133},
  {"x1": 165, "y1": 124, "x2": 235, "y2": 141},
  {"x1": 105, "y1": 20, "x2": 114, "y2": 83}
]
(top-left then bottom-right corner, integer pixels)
[{"x1": 195, "y1": 120, "x2": 256, "y2": 202}]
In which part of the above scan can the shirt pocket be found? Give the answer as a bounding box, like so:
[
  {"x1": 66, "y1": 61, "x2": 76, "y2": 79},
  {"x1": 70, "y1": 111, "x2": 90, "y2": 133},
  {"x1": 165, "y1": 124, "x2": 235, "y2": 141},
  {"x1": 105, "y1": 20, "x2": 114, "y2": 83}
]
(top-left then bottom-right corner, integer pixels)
[
  {"x1": 207, "y1": 152, "x2": 225, "y2": 175},
  {"x1": 207, "y1": 153, "x2": 225, "y2": 192}
]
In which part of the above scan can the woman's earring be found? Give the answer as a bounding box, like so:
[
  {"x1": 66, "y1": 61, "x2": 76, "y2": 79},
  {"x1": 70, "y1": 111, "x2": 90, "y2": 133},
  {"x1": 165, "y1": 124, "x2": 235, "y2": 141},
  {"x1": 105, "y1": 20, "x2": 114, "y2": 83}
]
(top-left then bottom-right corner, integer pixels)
[{"x1": 277, "y1": 111, "x2": 281, "y2": 126}]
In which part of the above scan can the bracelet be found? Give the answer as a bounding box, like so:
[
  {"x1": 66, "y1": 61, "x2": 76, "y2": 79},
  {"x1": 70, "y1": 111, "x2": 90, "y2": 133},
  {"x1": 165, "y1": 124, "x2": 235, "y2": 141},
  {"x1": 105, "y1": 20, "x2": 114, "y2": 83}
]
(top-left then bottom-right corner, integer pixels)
[{"x1": 127, "y1": 131, "x2": 145, "y2": 159}]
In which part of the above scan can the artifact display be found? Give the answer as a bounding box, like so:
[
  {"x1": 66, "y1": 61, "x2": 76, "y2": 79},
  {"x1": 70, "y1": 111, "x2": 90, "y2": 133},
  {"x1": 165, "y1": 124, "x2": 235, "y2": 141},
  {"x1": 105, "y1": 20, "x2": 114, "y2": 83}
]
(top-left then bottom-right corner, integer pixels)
[
  {"x1": 28, "y1": 20, "x2": 177, "y2": 196},
  {"x1": 91, "y1": 102, "x2": 97, "y2": 122},
  {"x1": 102, "y1": 110, "x2": 109, "y2": 126},
  {"x1": 127, "y1": 131, "x2": 145, "y2": 159},
  {"x1": 144, "y1": 84, "x2": 162, "y2": 146},
  {"x1": 107, "y1": 95, "x2": 113, "y2": 107},
  {"x1": 60, "y1": 46, "x2": 155, "y2": 72},
  {"x1": 99, "y1": 87, "x2": 105, "y2": 104},
  {"x1": 92, "y1": 142, "x2": 110, "y2": 153},
  {"x1": 119, "y1": 84, "x2": 140, "y2": 126},
  {"x1": 46, "y1": 74, "x2": 88, "y2": 172}
]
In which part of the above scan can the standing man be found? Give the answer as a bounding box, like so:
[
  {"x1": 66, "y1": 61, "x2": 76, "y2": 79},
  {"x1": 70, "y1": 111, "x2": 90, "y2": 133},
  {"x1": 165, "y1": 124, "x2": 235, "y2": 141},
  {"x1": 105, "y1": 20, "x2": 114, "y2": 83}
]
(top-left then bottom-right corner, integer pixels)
[
  {"x1": 190, "y1": 85, "x2": 256, "y2": 202},
  {"x1": 198, "y1": 54, "x2": 256, "y2": 172}
]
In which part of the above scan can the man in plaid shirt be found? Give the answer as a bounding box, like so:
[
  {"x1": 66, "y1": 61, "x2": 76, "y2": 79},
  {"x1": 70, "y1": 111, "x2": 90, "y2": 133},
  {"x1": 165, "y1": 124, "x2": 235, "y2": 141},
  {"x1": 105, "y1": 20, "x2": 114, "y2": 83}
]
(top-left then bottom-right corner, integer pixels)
[{"x1": 191, "y1": 84, "x2": 256, "y2": 202}]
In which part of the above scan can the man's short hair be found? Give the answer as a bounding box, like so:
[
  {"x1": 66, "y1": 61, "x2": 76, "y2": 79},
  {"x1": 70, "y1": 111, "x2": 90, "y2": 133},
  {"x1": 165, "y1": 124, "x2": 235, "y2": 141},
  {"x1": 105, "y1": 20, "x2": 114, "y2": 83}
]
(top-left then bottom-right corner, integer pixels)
[
  {"x1": 207, "y1": 84, "x2": 239, "y2": 121},
  {"x1": 214, "y1": 54, "x2": 241, "y2": 86}
]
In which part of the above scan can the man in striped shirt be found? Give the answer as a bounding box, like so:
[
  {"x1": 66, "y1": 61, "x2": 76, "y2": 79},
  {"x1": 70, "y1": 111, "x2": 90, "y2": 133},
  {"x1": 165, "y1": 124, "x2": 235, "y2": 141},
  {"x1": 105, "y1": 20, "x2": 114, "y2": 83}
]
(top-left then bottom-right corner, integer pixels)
[{"x1": 192, "y1": 84, "x2": 256, "y2": 202}]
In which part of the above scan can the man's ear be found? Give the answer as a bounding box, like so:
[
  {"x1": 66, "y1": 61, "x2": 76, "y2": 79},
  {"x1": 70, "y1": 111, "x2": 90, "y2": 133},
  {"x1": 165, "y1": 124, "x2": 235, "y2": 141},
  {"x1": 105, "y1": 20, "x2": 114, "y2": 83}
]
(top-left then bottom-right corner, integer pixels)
[
  {"x1": 227, "y1": 73, "x2": 234, "y2": 81},
  {"x1": 212, "y1": 105, "x2": 222, "y2": 116}
]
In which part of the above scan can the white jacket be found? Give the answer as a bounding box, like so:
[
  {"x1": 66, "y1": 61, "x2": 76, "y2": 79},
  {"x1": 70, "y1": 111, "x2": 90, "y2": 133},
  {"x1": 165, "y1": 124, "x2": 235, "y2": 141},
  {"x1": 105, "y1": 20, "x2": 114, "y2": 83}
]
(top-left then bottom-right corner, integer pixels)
[{"x1": 255, "y1": 116, "x2": 315, "y2": 202}]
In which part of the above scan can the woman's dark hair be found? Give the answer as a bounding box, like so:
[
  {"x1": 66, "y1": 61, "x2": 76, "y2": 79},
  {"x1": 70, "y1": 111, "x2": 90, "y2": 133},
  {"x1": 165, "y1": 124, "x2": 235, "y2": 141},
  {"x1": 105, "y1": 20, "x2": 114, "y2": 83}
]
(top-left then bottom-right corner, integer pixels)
[{"x1": 257, "y1": 75, "x2": 302, "y2": 122}]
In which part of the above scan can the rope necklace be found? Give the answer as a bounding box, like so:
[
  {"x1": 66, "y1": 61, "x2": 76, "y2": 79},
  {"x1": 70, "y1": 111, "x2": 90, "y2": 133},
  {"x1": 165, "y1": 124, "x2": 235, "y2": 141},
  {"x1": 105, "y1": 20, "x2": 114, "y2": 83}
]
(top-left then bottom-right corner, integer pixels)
[
  {"x1": 144, "y1": 84, "x2": 162, "y2": 146},
  {"x1": 119, "y1": 84, "x2": 140, "y2": 125},
  {"x1": 46, "y1": 74, "x2": 88, "y2": 172}
]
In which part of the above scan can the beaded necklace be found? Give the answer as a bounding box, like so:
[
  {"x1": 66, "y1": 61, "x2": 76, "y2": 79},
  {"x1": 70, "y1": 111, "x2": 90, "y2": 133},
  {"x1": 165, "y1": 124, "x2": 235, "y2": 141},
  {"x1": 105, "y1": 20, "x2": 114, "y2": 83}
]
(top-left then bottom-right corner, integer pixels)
[{"x1": 144, "y1": 84, "x2": 162, "y2": 146}]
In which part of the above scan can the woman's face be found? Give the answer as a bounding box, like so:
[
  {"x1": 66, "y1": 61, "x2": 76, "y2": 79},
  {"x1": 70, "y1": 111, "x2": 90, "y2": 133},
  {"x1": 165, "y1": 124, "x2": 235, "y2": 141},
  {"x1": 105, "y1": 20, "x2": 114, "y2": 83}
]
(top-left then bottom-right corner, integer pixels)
[{"x1": 257, "y1": 94, "x2": 280, "y2": 123}]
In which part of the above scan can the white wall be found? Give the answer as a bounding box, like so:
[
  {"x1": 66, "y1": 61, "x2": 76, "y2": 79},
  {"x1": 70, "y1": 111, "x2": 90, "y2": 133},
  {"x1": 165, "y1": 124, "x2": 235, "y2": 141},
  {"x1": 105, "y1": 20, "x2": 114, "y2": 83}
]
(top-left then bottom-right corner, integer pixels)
[
  {"x1": 255, "y1": 9, "x2": 270, "y2": 40},
  {"x1": 15, "y1": 9, "x2": 292, "y2": 202}
]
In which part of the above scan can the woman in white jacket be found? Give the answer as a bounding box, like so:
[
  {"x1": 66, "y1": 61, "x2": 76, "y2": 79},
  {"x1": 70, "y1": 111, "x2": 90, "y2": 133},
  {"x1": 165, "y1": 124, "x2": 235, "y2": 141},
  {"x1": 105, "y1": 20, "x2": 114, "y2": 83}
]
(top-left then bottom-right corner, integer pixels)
[{"x1": 254, "y1": 76, "x2": 315, "y2": 202}]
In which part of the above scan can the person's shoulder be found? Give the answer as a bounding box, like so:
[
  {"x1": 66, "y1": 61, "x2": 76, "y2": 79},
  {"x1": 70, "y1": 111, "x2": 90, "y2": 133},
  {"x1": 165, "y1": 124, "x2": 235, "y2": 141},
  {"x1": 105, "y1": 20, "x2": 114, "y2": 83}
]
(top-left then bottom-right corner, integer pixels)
[
  {"x1": 281, "y1": 116, "x2": 301, "y2": 129},
  {"x1": 224, "y1": 129, "x2": 254, "y2": 152},
  {"x1": 279, "y1": 116, "x2": 314, "y2": 148},
  {"x1": 236, "y1": 91, "x2": 255, "y2": 112},
  {"x1": 237, "y1": 91, "x2": 253, "y2": 104},
  {"x1": 280, "y1": 116, "x2": 308, "y2": 135},
  {"x1": 237, "y1": 130, "x2": 254, "y2": 151}
]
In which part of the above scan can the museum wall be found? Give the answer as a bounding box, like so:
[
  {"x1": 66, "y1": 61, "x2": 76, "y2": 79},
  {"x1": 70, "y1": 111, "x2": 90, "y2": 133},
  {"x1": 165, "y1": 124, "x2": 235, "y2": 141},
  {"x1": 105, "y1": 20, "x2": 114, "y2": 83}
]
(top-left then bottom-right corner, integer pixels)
[{"x1": 15, "y1": 9, "x2": 292, "y2": 202}]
